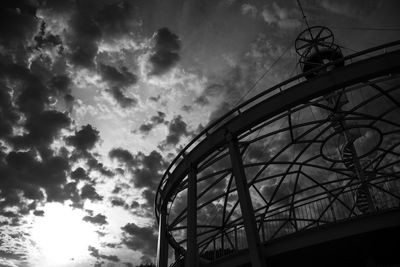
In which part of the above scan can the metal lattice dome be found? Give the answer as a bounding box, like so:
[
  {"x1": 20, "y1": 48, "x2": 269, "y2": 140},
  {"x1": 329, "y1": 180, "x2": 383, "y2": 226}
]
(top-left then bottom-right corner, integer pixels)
[{"x1": 155, "y1": 39, "x2": 400, "y2": 267}]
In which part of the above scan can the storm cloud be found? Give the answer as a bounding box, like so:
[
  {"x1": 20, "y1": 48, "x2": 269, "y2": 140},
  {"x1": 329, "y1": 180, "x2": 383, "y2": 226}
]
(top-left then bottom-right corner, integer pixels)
[
  {"x1": 121, "y1": 222, "x2": 158, "y2": 258},
  {"x1": 149, "y1": 27, "x2": 181, "y2": 75}
]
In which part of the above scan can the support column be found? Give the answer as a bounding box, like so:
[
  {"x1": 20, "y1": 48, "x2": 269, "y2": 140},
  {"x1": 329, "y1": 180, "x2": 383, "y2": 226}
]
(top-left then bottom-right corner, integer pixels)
[
  {"x1": 228, "y1": 133, "x2": 267, "y2": 267},
  {"x1": 186, "y1": 165, "x2": 198, "y2": 267},
  {"x1": 157, "y1": 205, "x2": 168, "y2": 267}
]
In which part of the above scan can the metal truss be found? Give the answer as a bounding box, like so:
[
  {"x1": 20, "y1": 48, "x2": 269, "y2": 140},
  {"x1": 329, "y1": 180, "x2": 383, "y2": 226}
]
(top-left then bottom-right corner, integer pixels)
[{"x1": 155, "y1": 41, "x2": 400, "y2": 267}]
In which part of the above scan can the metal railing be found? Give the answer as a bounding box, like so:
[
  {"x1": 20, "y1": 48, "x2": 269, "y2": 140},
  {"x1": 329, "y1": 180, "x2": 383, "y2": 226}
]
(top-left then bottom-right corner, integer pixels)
[{"x1": 196, "y1": 177, "x2": 400, "y2": 263}]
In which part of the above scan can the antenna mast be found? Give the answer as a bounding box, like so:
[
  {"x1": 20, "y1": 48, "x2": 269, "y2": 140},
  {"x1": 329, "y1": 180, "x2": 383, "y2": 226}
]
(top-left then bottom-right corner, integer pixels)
[
  {"x1": 296, "y1": 0, "x2": 311, "y2": 32},
  {"x1": 294, "y1": 0, "x2": 343, "y2": 79}
]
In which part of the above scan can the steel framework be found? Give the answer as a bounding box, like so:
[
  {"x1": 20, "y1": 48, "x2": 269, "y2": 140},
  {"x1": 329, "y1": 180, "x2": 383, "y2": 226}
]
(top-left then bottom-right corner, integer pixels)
[{"x1": 155, "y1": 40, "x2": 400, "y2": 267}]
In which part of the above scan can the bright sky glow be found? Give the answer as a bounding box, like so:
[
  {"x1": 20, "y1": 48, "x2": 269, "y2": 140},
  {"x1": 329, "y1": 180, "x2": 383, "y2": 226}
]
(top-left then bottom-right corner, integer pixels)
[{"x1": 29, "y1": 203, "x2": 98, "y2": 267}]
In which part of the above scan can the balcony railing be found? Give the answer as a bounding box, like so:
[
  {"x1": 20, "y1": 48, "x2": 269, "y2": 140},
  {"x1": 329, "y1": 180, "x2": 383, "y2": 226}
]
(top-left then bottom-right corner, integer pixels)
[{"x1": 197, "y1": 176, "x2": 400, "y2": 263}]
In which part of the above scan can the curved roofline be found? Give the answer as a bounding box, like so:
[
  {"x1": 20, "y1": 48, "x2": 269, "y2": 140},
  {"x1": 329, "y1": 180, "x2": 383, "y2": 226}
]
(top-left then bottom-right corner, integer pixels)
[{"x1": 155, "y1": 40, "x2": 400, "y2": 252}]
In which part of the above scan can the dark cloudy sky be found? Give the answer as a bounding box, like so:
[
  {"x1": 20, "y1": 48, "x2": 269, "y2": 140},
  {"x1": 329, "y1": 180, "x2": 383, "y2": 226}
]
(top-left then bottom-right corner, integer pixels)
[{"x1": 0, "y1": 0, "x2": 399, "y2": 266}]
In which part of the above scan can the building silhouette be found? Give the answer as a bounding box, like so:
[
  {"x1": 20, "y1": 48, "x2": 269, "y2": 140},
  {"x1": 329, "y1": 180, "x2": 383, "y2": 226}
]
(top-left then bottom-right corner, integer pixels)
[{"x1": 155, "y1": 21, "x2": 400, "y2": 267}]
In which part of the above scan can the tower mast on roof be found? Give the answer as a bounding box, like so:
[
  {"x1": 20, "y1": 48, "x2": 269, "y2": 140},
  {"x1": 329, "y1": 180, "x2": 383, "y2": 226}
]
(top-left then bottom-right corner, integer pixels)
[
  {"x1": 295, "y1": 0, "x2": 375, "y2": 214},
  {"x1": 295, "y1": 0, "x2": 344, "y2": 80}
]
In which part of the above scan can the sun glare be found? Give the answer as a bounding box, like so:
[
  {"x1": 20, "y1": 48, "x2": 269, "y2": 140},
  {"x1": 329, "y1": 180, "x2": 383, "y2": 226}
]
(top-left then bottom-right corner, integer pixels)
[{"x1": 30, "y1": 203, "x2": 99, "y2": 267}]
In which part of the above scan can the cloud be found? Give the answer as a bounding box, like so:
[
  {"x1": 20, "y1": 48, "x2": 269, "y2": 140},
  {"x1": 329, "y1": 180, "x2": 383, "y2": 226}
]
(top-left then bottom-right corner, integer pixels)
[
  {"x1": 0, "y1": 85, "x2": 19, "y2": 140},
  {"x1": 138, "y1": 111, "x2": 166, "y2": 135},
  {"x1": 132, "y1": 150, "x2": 167, "y2": 190},
  {"x1": 149, "y1": 95, "x2": 161, "y2": 102},
  {"x1": 12, "y1": 110, "x2": 70, "y2": 151},
  {"x1": 0, "y1": 250, "x2": 24, "y2": 261},
  {"x1": 246, "y1": 143, "x2": 269, "y2": 161},
  {"x1": 33, "y1": 210, "x2": 45, "y2": 216},
  {"x1": 181, "y1": 105, "x2": 192, "y2": 112},
  {"x1": 109, "y1": 148, "x2": 135, "y2": 166},
  {"x1": 0, "y1": 1, "x2": 255, "y2": 265},
  {"x1": 50, "y1": 74, "x2": 72, "y2": 95},
  {"x1": 88, "y1": 246, "x2": 120, "y2": 262},
  {"x1": 66, "y1": 124, "x2": 100, "y2": 151},
  {"x1": 83, "y1": 213, "x2": 108, "y2": 225},
  {"x1": 40, "y1": 0, "x2": 138, "y2": 69},
  {"x1": 261, "y1": 2, "x2": 301, "y2": 29},
  {"x1": 121, "y1": 223, "x2": 158, "y2": 258},
  {"x1": 88, "y1": 246, "x2": 100, "y2": 257},
  {"x1": 241, "y1": 4, "x2": 257, "y2": 18},
  {"x1": 67, "y1": 8, "x2": 102, "y2": 68},
  {"x1": 39, "y1": 0, "x2": 75, "y2": 13},
  {"x1": 98, "y1": 63, "x2": 137, "y2": 88},
  {"x1": 63, "y1": 182, "x2": 83, "y2": 208},
  {"x1": 197, "y1": 202, "x2": 224, "y2": 227},
  {"x1": 34, "y1": 21, "x2": 63, "y2": 50},
  {"x1": 194, "y1": 95, "x2": 210, "y2": 106},
  {"x1": 108, "y1": 86, "x2": 138, "y2": 108},
  {"x1": 150, "y1": 112, "x2": 166, "y2": 124},
  {"x1": 149, "y1": 28, "x2": 181, "y2": 76},
  {"x1": 261, "y1": 180, "x2": 292, "y2": 205},
  {"x1": 0, "y1": 211, "x2": 19, "y2": 218},
  {"x1": 197, "y1": 33, "x2": 293, "y2": 123},
  {"x1": 4, "y1": 151, "x2": 70, "y2": 201},
  {"x1": 140, "y1": 189, "x2": 156, "y2": 209},
  {"x1": 80, "y1": 184, "x2": 103, "y2": 201},
  {"x1": 109, "y1": 148, "x2": 167, "y2": 206},
  {"x1": 130, "y1": 201, "x2": 140, "y2": 209},
  {"x1": 110, "y1": 197, "x2": 126, "y2": 207},
  {"x1": 319, "y1": 0, "x2": 380, "y2": 19},
  {"x1": 71, "y1": 167, "x2": 89, "y2": 180},
  {"x1": 95, "y1": 1, "x2": 136, "y2": 38},
  {"x1": 86, "y1": 155, "x2": 114, "y2": 177},
  {"x1": 159, "y1": 115, "x2": 192, "y2": 149},
  {"x1": 0, "y1": 4, "x2": 38, "y2": 49},
  {"x1": 0, "y1": 62, "x2": 47, "y2": 115},
  {"x1": 138, "y1": 123, "x2": 154, "y2": 135}
]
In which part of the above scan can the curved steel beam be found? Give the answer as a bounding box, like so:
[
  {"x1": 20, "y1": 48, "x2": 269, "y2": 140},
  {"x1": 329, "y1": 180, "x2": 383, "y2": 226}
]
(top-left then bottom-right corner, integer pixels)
[
  {"x1": 160, "y1": 49, "x2": 400, "y2": 207},
  {"x1": 156, "y1": 45, "x2": 400, "y2": 266}
]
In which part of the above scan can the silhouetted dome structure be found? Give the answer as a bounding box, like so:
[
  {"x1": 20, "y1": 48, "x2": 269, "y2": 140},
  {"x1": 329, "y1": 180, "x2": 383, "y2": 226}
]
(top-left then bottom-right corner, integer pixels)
[{"x1": 155, "y1": 19, "x2": 400, "y2": 267}]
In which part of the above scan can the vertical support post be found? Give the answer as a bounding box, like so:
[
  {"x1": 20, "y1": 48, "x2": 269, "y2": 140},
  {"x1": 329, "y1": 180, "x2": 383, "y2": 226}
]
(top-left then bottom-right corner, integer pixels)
[
  {"x1": 221, "y1": 232, "x2": 225, "y2": 253},
  {"x1": 228, "y1": 133, "x2": 267, "y2": 267},
  {"x1": 157, "y1": 205, "x2": 168, "y2": 267},
  {"x1": 186, "y1": 164, "x2": 198, "y2": 267},
  {"x1": 290, "y1": 202, "x2": 298, "y2": 231},
  {"x1": 290, "y1": 174, "x2": 299, "y2": 231},
  {"x1": 234, "y1": 225, "x2": 238, "y2": 250},
  {"x1": 328, "y1": 194, "x2": 337, "y2": 222},
  {"x1": 213, "y1": 239, "x2": 216, "y2": 260},
  {"x1": 261, "y1": 220, "x2": 265, "y2": 242}
]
